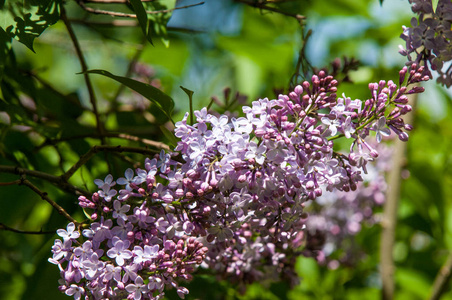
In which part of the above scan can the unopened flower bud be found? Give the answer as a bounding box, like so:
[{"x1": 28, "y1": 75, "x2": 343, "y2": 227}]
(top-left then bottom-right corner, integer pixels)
[{"x1": 398, "y1": 132, "x2": 409, "y2": 141}]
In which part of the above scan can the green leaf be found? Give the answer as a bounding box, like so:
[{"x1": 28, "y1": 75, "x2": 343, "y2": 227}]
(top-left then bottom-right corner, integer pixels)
[
  {"x1": 396, "y1": 268, "x2": 430, "y2": 299},
  {"x1": 142, "y1": 0, "x2": 176, "y2": 47},
  {"x1": 180, "y1": 85, "x2": 194, "y2": 125},
  {"x1": 432, "y1": 0, "x2": 439, "y2": 12},
  {"x1": 0, "y1": 27, "x2": 11, "y2": 81},
  {"x1": 83, "y1": 69, "x2": 174, "y2": 124},
  {"x1": 159, "y1": 125, "x2": 177, "y2": 149},
  {"x1": 129, "y1": 0, "x2": 153, "y2": 45},
  {"x1": 0, "y1": 0, "x2": 61, "y2": 52}
]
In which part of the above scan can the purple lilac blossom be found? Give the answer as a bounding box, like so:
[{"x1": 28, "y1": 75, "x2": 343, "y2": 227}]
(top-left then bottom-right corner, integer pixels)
[
  {"x1": 50, "y1": 65, "x2": 427, "y2": 299},
  {"x1": 400, "y1": 0, "x2": 452, "y2": 86}
]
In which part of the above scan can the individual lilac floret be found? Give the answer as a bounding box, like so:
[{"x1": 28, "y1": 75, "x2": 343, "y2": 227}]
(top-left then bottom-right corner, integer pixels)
[
  {"x1": 117, "y1": 168, "x2": 135, "y2": 191},
  {"x1": 372, "y1": 116, "x2": 391, "y2": 143},
  {"x1": 57, "y1": 222, "x2": 80, "y2": 241},
  {"x1": 94, "y1": 174, "x2": 116, "y2": 188},
  {"x1": 65, "y1": 284, "x2": 84, "y2": 300},
  {"x1": 126, "y1": 276, "x2": 150, "y2": 300},
  {"x1": 133, "y1": 245, "x2": 159, "y2": 264},
  {"x1": 107, "y1": 237, "x2": 133, "y2": 266}
]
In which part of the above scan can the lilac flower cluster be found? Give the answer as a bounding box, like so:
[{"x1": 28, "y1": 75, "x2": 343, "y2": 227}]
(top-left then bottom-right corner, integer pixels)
[
  {"x1": 304, "y1": 143, "x2": 392, "y2": 268},
  {"x1": 400, "y1": 0, "x2": 452, "y2": 86},
  {"x1": 50, "y1": 64, "x2": 428, "y2": 299}
]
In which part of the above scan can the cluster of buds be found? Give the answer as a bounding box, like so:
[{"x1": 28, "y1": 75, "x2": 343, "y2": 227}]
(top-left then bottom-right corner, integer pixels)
[{"x1": 50, "y1": 64, "x2": 428, "y2": 299}]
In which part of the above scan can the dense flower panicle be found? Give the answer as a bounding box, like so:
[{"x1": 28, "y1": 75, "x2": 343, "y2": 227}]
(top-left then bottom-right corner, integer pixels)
[
  {"x1": 50, "y1": 65, "x2": 427, "y2": 299},
  {"x1": 400, "y1": 0, "x2": 452, "y2": 86}
]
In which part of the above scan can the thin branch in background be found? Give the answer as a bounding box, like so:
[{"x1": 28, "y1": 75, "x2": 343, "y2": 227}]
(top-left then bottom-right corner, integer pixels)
[
  {"x1": 77, "y1": 1, "x2": 137, "y2": 18},
  {"x1": 37, "y1": 132, "x2": 171, "y2": 151},
  {"x1": 61, "y1": 145, "x2": 159, "y2": 181},
  {"x1": 61, "y1": 6, "x2": 117, "y2": 175},
  {"x1": 84, "y1": 0, "x2": 154, "y2": 3},
  {"x1": 0, "y1": 165, "x2": 91, "y2": 197},
  {"x1": 0, "y1": 179, "x2": 22, "y2": 186},
  {"x1": 0, "y1": 223, "x2": 55, "y2": 235},
  {"x1": 69, "y1": 19, "x2": 139, "y2": 27},
  {"x1": 20, "y1": 179, "x2": 79, "y2": 225},
  {"x1": 115, "y1": 133, "x2": 171, "y2": 151},
  {"x1": 68, "y1": 19, "x2": 204, "y2": 35},
  {"x1": 236, "y1": 0, "x2": 305, "y2": 24},
  {"x1": 430, "y1": 252, "x2": 452, "y2": 300},
  {"x1": 379, "y1": 86, "x2": 419, "y2": 300},
  {"x1": 289, "y1": 28, "x2": 313, "y2": 90},
  {"x1": 112, "y1": 152, "x2": 142, "y2": 169},
  {"x1": 60, "y1": 7, "x2": 104, "y2": 143},
  {"x1": 76, "y1": 1, "x2": 205, "y2": 18}
]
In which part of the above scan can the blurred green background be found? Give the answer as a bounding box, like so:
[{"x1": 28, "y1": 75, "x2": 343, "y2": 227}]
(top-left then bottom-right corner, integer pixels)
[{"x1": 1, "y1": 0, "x2": 452, "y2": 299}]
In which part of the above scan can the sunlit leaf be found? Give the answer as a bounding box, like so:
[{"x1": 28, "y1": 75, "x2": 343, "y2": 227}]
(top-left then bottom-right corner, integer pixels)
[
  {"x1": 180, "y1": 85, "x2": 194, "y2": 125},
  {"x1": 84, "y1": 69, "x2": 174, "y2": 124},
  {"x1": 0, "y1": 0, "x2": 61, "y2": 52}
]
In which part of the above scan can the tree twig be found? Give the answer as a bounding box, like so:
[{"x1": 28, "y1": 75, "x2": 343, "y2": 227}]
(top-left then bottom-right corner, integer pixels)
[
  {"x1": 0, "y1": 166, "x2": 91, "y2": 197},
  {"x1": 37, "y1": 132, "x2": 171, "y2": 151},
  {"x1": 379, "y1": 86, "x2": 419, "y2": 300},
  {"x1": 61, "y1": 145, "x2": 159, "y2": 181},
  {"x1": 69, "y1": 19, "x2": 139, "y2": 27},
  {"x1": 0, "y1": 223, "x2": 55, "y2": 235},
  {"x1": 0, "y1": 179, "x2": 22, "y2": 186},
  {"x1": 76, "y1": 1, "x2": 205, "y2": 18},
  {"x1": 19, "y1": 179, "x2": 79, "y2": 225},
  {"x1": 236, "y1": 0, "x2": 305, "y2": 24},
  {"x1": 83, "y1": 0, "x2": 153, "y2": 3},
  {"x1": 61, "y1": 6, "x2": 104, "y2": 143},
  {"x1": 430, "y1": 252, "x2": 452, "y2": 300}
]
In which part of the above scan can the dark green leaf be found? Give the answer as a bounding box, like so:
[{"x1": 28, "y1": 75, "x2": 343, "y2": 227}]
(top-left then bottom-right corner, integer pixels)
[
  {"x1": 0, "y1": 0, "x2": 61, "y2": 51},
  {"x1": 0, "y1": 27, "x2": 11, "y2": 81},
  {"x1": 84, "y1": 69, "x2": 174, "y2": 124},
  {"x1": 129, "y1": 0, "x2": 153, "y2": 45},
  {"x1": 159, "y1": 125, "x2": 177, "y2": 149}
]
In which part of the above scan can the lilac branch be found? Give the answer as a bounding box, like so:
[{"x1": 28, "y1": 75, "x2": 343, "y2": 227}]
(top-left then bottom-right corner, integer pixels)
[
  {"x1": 37, "y1": 132, "x2": 171, "y2": 151},
  {"x1": 20, "y1": 179, "x2": 79, "y2": 225},
  {"x1": 83, "y1": 0, "x2": 154, "y2": 3},
  {"x1": 0, "y1": 223, "x2": 55, "y2": 235},
  {"x1": 75, "y1": 1, "x2": 205, "y2": 18},
  {"x1": 61, "y1": 6, "x2": 104, "y2": 143},
  {"x1": 0, "y1": 165, "x2": 90, "y2": 197},
  {"x1": 430, "y1": 252, "x2": 452, "y2": 300},
  {"x1": 61, "y1": 145, "x2": 159, "y2": 181},
  {"x1": 236, "y1": 0, "x2": 305, "y2": 24}
]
